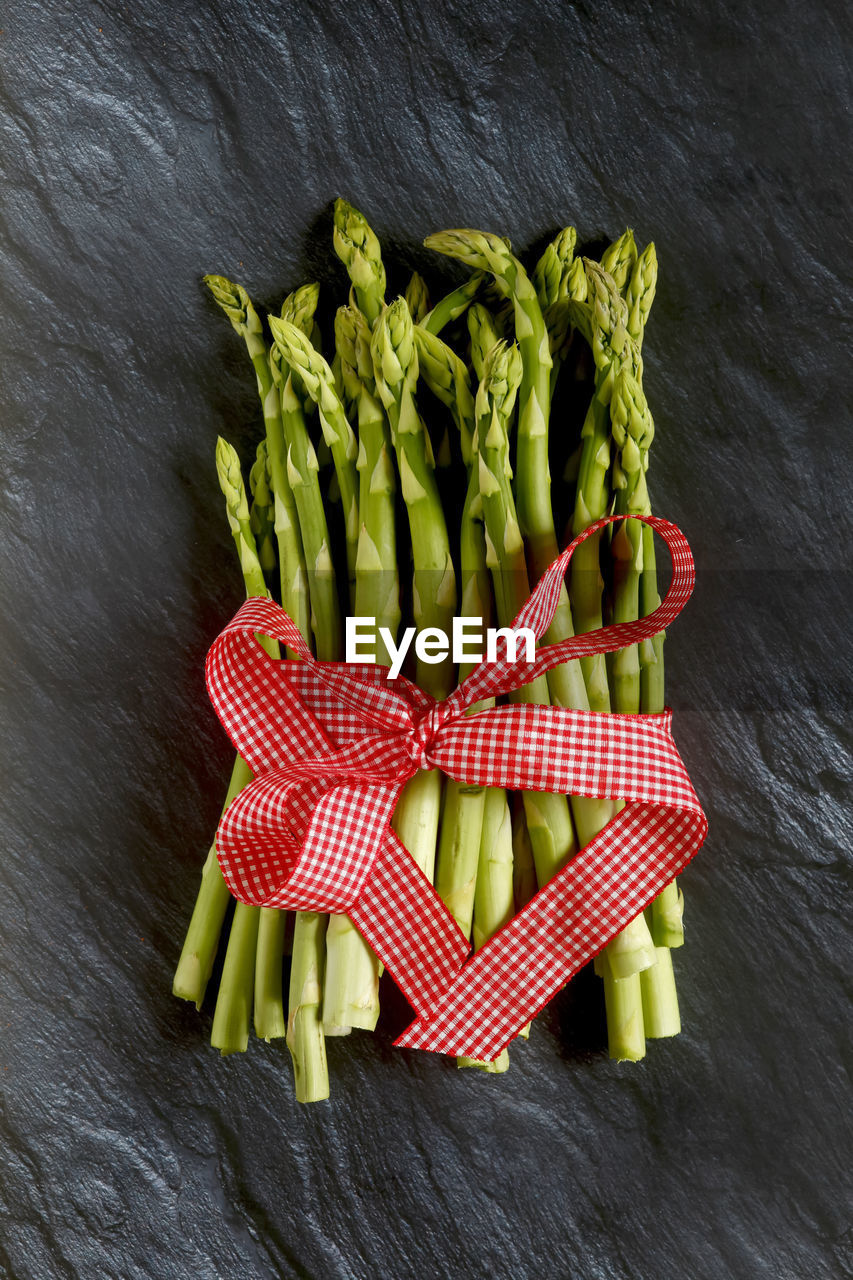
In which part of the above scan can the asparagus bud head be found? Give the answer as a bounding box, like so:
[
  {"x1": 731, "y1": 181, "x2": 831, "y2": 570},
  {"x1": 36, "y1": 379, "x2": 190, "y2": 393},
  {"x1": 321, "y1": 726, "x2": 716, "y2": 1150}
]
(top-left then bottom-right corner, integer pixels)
[
  {"x1": 370, "y1": 298, "x2": 418, "y2": 413},
  {"x1": 215, "y1": 436, "x2": 250, "y2": 537},
  {"x1": 467, "y1": 304, "x2": 502, "y2": 381},
  {"x1": 600, "y1": 228, "x2": 638, "y2": 295},
  {"x1": 333, "y1": 198, "x2": 386, "y2": 321},
  {"x1": 533, "y1": 225, "x2": 577, "y2": 310},
  {"x1": 482, "y1": 339, "x2": 523, "y2": 424},
  {"x1": 404, "y1": 271, "x2": 431, "y2": 324},
  {"x1": 203, "y1": 274, "x2": 254, "y2": 331},
  {"x1": 424, "y1": 229, "x2": 519, "y2": 297},
  {"x1": 281, "y1": 282, "x2": 320, "y2": 336},
  {"x1": 626, "y1": 242, "x2": 658, "y2": 346},
  {"x1": 334, "y1": 306, "x2": 360, "y2": 403}
]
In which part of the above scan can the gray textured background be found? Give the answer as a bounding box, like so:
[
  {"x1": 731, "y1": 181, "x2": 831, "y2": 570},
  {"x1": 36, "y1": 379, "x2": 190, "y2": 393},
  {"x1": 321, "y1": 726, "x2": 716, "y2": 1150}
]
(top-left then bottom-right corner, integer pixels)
[{"x1": 1, "y1": 2, "x2": 851, "y2": 1277}]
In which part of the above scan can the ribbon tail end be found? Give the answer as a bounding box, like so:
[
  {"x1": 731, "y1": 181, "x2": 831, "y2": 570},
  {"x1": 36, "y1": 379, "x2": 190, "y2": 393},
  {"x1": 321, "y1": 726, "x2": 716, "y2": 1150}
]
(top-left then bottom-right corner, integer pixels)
[{"x1": 393, "y1": 1014, "x2": 514, "y2": 1062}]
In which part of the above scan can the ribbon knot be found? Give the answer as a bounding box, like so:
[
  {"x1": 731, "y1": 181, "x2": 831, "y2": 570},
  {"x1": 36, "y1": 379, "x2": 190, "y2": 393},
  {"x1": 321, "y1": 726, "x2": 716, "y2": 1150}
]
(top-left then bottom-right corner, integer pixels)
[
  {"x1": 205, "y1": 514, "x2": 708, "y2": 1060},
  {"x1": 404, "y1": 701, "x2": 448, "y2": 774}
]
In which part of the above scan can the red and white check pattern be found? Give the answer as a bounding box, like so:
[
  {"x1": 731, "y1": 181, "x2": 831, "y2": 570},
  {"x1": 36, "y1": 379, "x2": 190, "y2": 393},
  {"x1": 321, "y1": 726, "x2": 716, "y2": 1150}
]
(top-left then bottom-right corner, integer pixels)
[{"x1": 206, "y1": 515, "x2": 707, "y2": 1057}]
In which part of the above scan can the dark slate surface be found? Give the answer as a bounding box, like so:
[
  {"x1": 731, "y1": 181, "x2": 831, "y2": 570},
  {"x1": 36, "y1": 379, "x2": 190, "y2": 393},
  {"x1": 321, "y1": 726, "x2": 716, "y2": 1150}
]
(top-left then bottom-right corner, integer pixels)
[{"x1": 1, "y1": 2, "x2": 851, "y2": 1277}]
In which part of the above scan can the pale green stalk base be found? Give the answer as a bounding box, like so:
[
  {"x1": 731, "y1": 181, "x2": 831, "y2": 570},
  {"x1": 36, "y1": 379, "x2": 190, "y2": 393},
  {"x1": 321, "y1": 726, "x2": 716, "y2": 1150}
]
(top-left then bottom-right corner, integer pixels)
[
  {"x1": 522, "y1": 793, "x2": 578, "y2": 887},
  {"x1": 173, "y1": 753, "x2": 253, "y2": 1007},
  {"x1": 511, "y1": 802, "x2": 538, "y2": 913},
  {"x1": 211, "y1": 901, "x2": 260, "y2": 1055},
  {"x1": 287, "y1": 912, "x2": 330, "y2": 1102},
  {"x1": 471, "y1": 789, "x2": 515, "y2": 951},
  {"x1": 172, "y1": 843, "x2": 232, "y2": 1008},
  {"x1": 435, "y1": 782, "x2": 487, "y2": 937},
  {"x1": 322, "y1": 914, "x2": 380, "y2": 1032},
  {"x1": 321, "y1": 769, "x2": 443, "y2": 1036},
  {"x1": 601, "y1": 968, "x2": 646, "y2": 1062},
  {"x1": 640, "y1": 947, "x2": 681, "y2": 1038},
  {"x1": 253, "y1": 907, "x2": 287, "y2": 1041},
  {"x1": 393, "y1": 770, "x2": 444, "y2": 883},
  {"x1": 458, "y1": 787, "x2": 515, "y2": 1073}
]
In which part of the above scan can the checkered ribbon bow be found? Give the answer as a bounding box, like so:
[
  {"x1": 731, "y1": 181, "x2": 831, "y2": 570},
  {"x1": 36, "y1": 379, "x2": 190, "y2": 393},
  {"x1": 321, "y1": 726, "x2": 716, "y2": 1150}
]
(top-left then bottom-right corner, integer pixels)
[{"x1": 207, "y1": 514, "x2": 707, "y2": 1060}]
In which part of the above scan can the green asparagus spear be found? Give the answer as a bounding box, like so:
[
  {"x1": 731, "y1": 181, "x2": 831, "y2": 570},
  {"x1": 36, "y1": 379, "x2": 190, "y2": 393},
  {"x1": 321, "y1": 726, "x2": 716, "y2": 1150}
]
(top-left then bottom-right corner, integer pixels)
[
  {"x1": 609, "y1": 370, "x2": 654, "y2": 711},
  {"x1": 413, "y1": 323, "x2": 476, "y2": 465},
  {"x1": 625, "y1": 242, "x2": 658, "y2": 347},
  {"x1": 609, "y1": 368, "x2": 682, "y2": 1034},
  {"x1": 372, "y1": 298, "x2": 455, "y2": 899},
  {"x1": 279, "y1": 371, "x2": 342, "y2": 662},
  {"x1": 372, "y1": 298, "x2": 457, "y2": 699},
  {"x1": 475, "y1": 341, "x2": 578, "y2": 884},
  {"x1": 567, "y1": 270, "x2": 657, "y2": 1052},
  {"x1": 467, "y1": 303, "x2": 502, "y2": 382},
  {"x1": 172, "y1": 752, "x2": 252, "y2": 1008},
  {"x1": 271, "y1": 309, "x2": 381, "y2": 1034},
  {"x1": 424, "y1": 231, "x2": 555, "y2": 572},
  {"x1": 268, "y1": 316, "x2": 360, "y2": 607},
  {"x1": 532, "y1": 225, "x2": 579, "y2": 380},
  {"x1": 333, "y1": 198, "x2": 386, "y2": 327},
  {"x1": 203, "y1": 275, "x2": 310, "y2": 649},
  {"x1": 287, "y1": 912, "x2": 330, "y2": 1101},
  {"x1": 600, "y1": 228, "x2": 638, "y2": 297},
  {"x1": 431, "y1": 331, "x2": 493, "y2": 946},
  {"x1": 321, "y1": 304, "x2": 401, "y2": 1036},
  {"x1": 459, "y1": 243, "x2": 611, "y2": 851},
  {"x1": 281, "y1": 281, "x2": 321, "y2": 336},
  {"x1": 425, "y1": 229, "x2": 590, "y2": 723},
  {"x1": 248, "y1": 440, "x2": 277, "y2": 586},
  {"x1": 569, "y1": 261, "x2": 641, "y2": 711},
  {"x1": 206, "y1": 438, "x2": 287, "y2": 1054},
  {"x1": 594, "y1": 948, "x2": 646, "y2": 1062},
  {"x1": 421, "y1": 272, "x2": 484, "y2": 335},
  {"x1": 533, "y1": 226, "x2": 577, "y2": 319}
]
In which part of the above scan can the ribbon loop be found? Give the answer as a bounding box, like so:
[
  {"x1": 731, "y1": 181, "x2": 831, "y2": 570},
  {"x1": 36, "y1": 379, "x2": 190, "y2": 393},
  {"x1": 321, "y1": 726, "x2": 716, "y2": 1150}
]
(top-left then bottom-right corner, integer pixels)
[
  {"x1": 454, "y1": 514, "x2": 694, "y2": 711},
  {"x1": 216, "y1": 770, "x2": 398, "y2": 914}
]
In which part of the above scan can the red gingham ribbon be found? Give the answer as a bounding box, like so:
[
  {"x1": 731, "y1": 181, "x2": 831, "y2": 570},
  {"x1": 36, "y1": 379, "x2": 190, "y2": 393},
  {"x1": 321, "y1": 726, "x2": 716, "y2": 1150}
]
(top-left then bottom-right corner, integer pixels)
[{"x1": 206, "y1": 515, "x2": 707, "y2": 1060}]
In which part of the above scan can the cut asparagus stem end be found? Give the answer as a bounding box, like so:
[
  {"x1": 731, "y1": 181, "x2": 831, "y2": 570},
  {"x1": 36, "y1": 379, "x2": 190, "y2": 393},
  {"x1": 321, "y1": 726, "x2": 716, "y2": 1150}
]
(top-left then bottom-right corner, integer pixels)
[
  {"x1": 173, "y1": 754, "x2": 254, "y2": 1007},
  {"x1": 601, "y1": 970, "x2": 646, "y2": 1062},
  {"x1": 171, "y1": 841, "x2": 232, "y2": 1008},
  {"x1": 287, "y1": 912, "x2": 330, "y2": 1102},
  {"x1": 322, "y1": 913, "x2": 380, "y2": 1032},
  {"x1": 210, "y1": 902, "x2": 260, "y2": 1055},
  {"x1": 253, "y1": 907, "x2": 287, "y2": 1042},
  {"x1": 640, "y1": 947, "x2": 681, "y2": 1039},
  {"x1": 457, "y1": 1050, "x2": 510, "y2": 1074}
]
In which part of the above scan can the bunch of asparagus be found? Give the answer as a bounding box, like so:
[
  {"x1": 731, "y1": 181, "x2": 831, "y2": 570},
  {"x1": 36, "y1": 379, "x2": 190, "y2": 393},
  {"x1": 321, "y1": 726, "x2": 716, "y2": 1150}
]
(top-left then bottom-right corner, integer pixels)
[{"x1": 172, "y1": 201, "x2": 685, "y2": 1102}]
